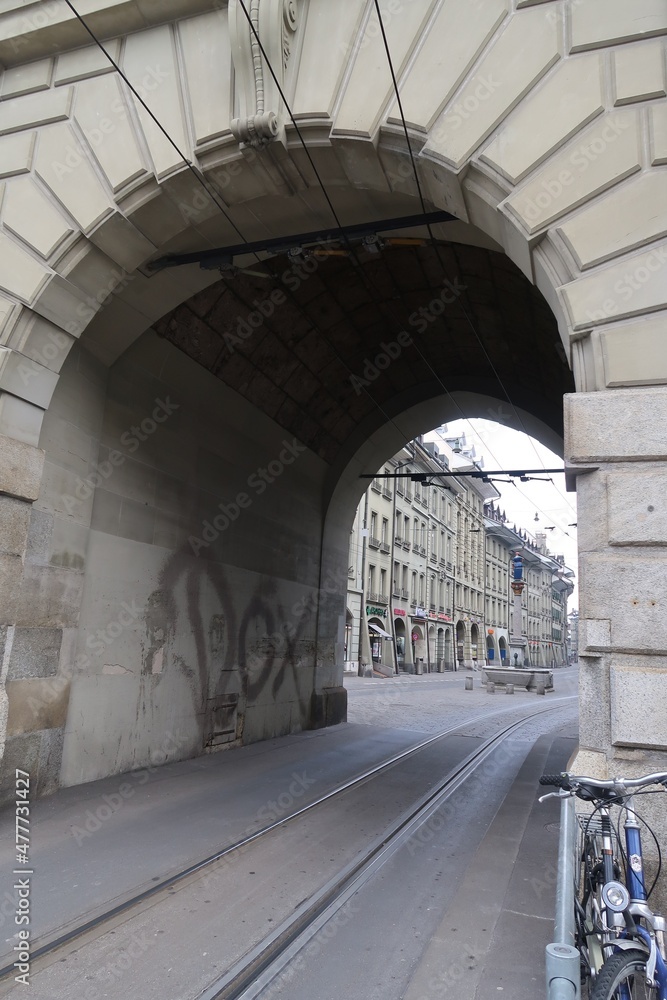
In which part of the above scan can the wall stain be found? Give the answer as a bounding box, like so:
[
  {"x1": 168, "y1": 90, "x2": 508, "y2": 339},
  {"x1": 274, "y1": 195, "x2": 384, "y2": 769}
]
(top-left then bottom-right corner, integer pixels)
[{"x1": 143, "y1": 543, "x2": 313, "y2": 742}]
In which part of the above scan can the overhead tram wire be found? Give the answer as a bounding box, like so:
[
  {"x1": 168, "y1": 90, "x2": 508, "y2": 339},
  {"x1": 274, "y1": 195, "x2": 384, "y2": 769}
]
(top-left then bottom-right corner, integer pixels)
[
  {"x1": 235, "y1": 0, "x2": 497, "y2": 460},
  {"x1": 64, "y1": 0, "x2": 252, "y2": 247},
  {"x1": 235, "y1": 0, "x2": 576, "y2": 537},
  {"x1": 373, "y1": 0, "x2": 576, "y2": 518},
  {"x1": 61, "y1": 2, "x2": 431, "y2": 463},
  {"x1": 231, "y1": 0, "x2": 481, "y2": 459},
  {"x1": 371, "y1": 0, "x2": 577, "y2": 520},
  {"x1": 429, "y1": 425, "x2": 575, "y2": 541}
]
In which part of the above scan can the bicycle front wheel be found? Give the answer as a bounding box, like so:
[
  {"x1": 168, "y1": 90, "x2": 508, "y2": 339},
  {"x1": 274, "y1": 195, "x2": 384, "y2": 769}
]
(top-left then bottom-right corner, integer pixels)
[{"x1": 589, "y1": 949, "x2": 655, "y2": 999}]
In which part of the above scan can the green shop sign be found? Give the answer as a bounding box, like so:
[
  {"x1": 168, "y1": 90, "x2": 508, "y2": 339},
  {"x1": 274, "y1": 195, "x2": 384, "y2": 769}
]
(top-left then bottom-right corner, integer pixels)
[{"x1": 366, "y1": 605, "x2": 387, "y2": 617}]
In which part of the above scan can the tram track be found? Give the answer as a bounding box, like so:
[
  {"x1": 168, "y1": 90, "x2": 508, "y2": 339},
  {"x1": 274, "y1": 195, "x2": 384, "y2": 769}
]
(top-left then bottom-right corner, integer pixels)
[
  {"x1": 0, "y1": 696, "x2": 575, "y2": 991},
  {"x1": 198, "y1": 702, "x2": 572, "y2": 999}
]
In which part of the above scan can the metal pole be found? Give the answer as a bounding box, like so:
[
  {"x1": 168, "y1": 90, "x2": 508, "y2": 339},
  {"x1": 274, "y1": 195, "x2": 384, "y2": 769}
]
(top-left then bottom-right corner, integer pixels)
[
  {"x1": 546, "y1": 794, "x2": 580, "y2": 999},
  {"x1": 359, "y1": 490, "x2": 370, "y2": 676},
  {"x1": 389, "y1": 456, "x2": 411, "y2": 675},
  {"x1": 389, "y1": 463, "x2": 399, "y2": 676}
]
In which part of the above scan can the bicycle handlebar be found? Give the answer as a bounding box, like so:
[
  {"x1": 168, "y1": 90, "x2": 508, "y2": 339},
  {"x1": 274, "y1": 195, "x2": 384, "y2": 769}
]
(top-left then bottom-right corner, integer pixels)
[
  {"x1": 539, "y1": 771, "x2": 667, "y2": 799},
  {"x1": 539, "y1": 774, "x2": 571, "y2": 788}
]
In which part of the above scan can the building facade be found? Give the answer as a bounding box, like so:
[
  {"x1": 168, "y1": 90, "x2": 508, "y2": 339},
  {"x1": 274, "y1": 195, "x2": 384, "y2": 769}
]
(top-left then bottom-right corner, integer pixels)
[{"x1": 347, "y1": 438, "x2": 574, "y2": 675}]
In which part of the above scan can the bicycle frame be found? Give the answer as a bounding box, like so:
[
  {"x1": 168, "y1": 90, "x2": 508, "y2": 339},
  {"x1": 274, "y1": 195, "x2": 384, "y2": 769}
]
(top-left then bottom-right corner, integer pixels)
[
  {"x1": 588, "y1": 792, "x2": 667, "y2": 999},
  {"x1": 543, "y1": 770, "x2": 667, "y2": 1000},
  {"x1": 622, "y1": 794, "x2": 667, "y2": 999}
]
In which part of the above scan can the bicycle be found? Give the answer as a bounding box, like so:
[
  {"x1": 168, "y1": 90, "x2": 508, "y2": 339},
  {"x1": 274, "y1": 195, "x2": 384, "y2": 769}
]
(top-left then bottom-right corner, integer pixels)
[{"x1": 539, "y1": 770, "x2": 667, "y2": 999}]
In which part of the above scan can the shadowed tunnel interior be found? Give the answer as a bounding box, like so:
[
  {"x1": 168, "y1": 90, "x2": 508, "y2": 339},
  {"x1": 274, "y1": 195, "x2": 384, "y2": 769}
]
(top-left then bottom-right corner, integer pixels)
[{"x1": 153, "y1": 242, "x2": 574, "y2": 466}]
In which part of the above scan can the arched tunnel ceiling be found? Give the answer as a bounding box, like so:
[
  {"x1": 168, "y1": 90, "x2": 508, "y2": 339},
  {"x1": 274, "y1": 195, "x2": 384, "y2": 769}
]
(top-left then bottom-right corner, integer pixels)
[{"x1": 153, "y1": 242, "x2": 574, "y2": 464}]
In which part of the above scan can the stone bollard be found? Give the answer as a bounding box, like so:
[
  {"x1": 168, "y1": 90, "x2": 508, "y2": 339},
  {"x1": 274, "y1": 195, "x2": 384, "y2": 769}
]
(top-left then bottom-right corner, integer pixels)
[
  {"x1": 506, "y1": 683, "x2": 514, "y2": 695},
  {"x1": 536, "y1": 679, "x2": 546, "y2": 695},
  {"x1": 486, "y1": 681, "x2": 495, "y2": 694},
  {"x1": 465, "y1": 676, "x2": 473, "y2": 692}
]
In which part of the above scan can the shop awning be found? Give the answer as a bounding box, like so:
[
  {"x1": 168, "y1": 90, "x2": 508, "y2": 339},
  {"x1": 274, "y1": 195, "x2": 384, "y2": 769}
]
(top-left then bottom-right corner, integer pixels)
[{"x1": 368, "y1": 622, "x2": 392, "y2": 639}]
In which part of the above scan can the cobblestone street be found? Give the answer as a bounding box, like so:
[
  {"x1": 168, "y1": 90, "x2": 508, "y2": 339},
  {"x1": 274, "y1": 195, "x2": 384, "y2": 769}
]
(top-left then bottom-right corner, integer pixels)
[{"x1": 344, "y1": 665, "x2": 580, "y2": 735}]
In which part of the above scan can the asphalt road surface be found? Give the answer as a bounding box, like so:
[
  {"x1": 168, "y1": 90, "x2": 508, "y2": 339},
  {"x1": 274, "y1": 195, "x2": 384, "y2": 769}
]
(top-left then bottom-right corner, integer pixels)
[{"x1": 0, "y1": 667, "x2": 579, "y2": 999}]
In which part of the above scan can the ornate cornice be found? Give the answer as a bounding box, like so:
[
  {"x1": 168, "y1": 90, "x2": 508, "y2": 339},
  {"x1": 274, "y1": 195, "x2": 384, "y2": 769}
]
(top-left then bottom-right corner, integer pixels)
[{"x1": 229, "y1": 0, "x2": 299, "y2": 149}]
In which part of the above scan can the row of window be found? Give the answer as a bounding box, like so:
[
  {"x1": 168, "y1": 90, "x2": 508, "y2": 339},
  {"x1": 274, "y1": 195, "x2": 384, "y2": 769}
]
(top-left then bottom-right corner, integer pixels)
[
  {"x1": 367, "y1": 563, "x2": 450, "y2": 608},
  {"x1": 368, "y1": 509, "x2": 456, "y2": 563}
]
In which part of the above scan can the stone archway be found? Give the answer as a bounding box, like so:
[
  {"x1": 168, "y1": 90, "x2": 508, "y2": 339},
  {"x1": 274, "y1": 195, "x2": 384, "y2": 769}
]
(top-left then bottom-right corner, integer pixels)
[{"x1": 0, "y1": 0, "x2": 665, "y2": 796}]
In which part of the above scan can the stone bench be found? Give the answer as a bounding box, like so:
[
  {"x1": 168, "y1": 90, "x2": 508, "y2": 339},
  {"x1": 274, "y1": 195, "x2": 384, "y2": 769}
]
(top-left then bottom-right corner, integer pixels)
[{"x1": 481, "y1": 667, "x2": 553, "y2": 691}]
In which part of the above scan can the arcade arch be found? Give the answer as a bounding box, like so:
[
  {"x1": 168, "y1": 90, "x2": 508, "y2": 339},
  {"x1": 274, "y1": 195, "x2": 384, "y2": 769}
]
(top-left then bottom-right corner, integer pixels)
[{"x1": 0, "y1": 1, "x2": 664, "y2": 798}]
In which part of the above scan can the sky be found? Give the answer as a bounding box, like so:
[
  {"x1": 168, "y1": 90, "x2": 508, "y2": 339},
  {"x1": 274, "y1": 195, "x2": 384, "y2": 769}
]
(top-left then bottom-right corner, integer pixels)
[{"x1": 424, "y1": 419, "x2": 579, "y2": 609}]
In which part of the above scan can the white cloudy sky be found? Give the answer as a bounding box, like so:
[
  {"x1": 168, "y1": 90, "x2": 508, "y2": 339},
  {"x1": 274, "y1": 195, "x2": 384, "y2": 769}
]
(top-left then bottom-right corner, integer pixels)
[{"x1": 424, "y1": 419, "x2": 579, "y2": 608}]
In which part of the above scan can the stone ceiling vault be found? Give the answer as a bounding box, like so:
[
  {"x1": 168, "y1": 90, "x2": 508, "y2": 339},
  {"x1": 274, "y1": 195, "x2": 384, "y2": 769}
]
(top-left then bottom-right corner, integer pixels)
[{"x1": 153, "y1": 242, "x2": 574, "y2": 464}]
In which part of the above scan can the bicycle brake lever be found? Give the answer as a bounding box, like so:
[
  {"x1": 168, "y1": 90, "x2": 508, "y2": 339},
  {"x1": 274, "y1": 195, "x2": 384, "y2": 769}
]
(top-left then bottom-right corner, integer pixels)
[{"x1": 539, "y1": 790, "x2": 566, "y2": 803}]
